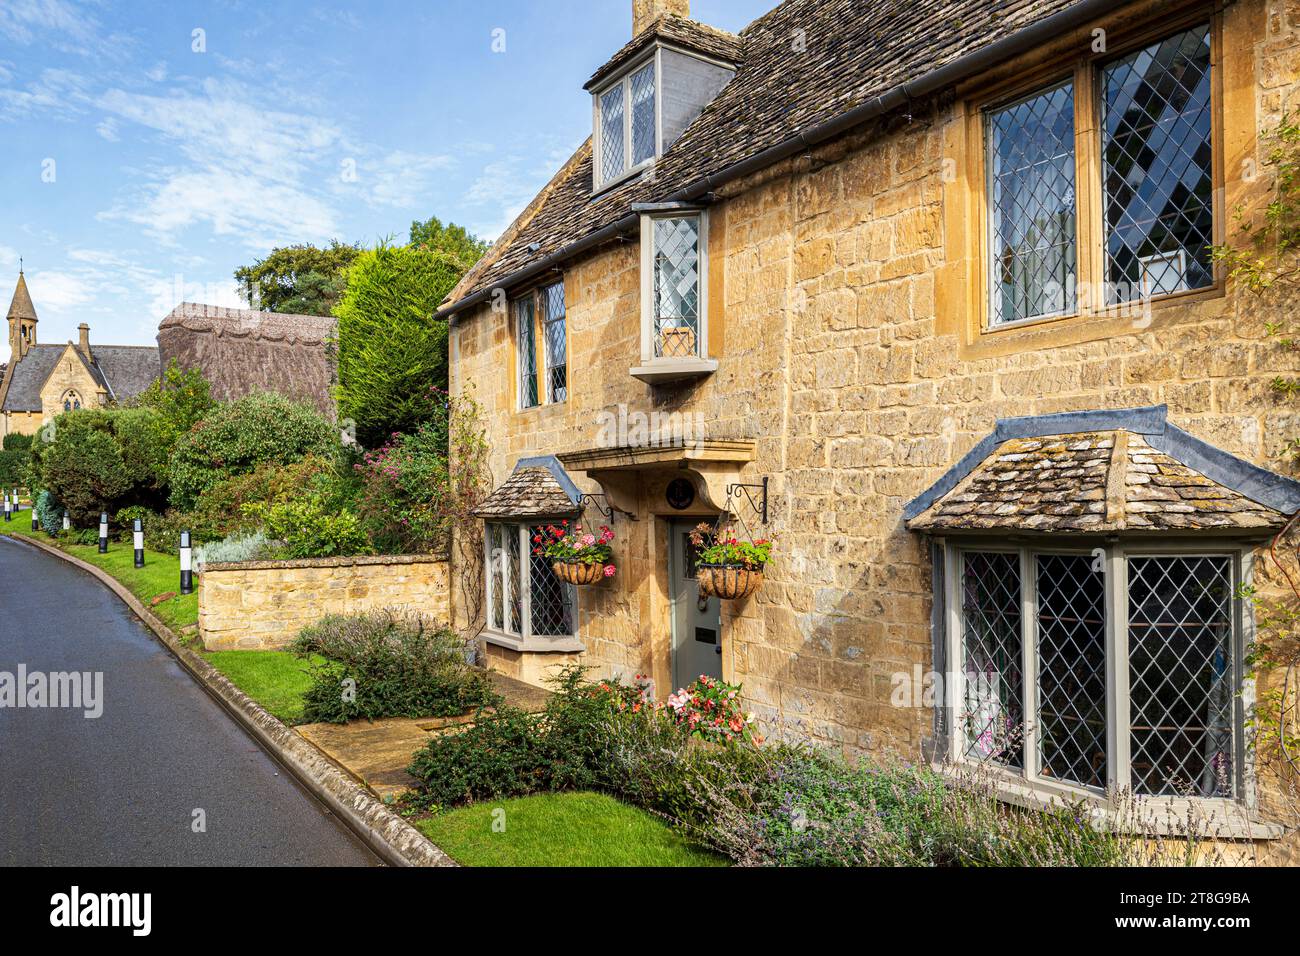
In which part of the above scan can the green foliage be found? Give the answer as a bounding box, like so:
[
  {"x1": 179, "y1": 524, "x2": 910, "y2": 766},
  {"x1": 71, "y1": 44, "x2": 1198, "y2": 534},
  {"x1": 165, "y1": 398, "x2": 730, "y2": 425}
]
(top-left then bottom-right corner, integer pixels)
[
  {"x1": 194, "y1": 531, "x2": 274, "y2": 567},
  {"x1": 688, "y1": 523, "x2": 773, "y2": 568},
  {"x1": 2, "y1": 432, "x2": 33, "y2": 451},
  {"x1": 233, "y1": 240, "x2": 361, "y2": 315},
  {"x1": 133, "y1": 359, "x2": 216, "y2": 443},
  {"x1": 35, "y1": 489, "x2": 63, "y2": 535},
  {"x1": 333, "y1": 242, "x2": 466, "y2": 447},
  {"x1": 110, "y1": 407, "x2": 171, "y2": 492},
  {"x1": 354, "y1": 414, "x2": 453, "y2": 553},
  {"x1": 141, "y1": 509, "x2": 191, "y2": 555},
  {"x1": 187, "y1": 455, "x2": 333, "y2": 542},
  {"x1": 248, "y1": 496, "x2": 371, "y2": 559},
  {"x1": 113, "y1": 505, "x2": 155, "y2": 541},
  {"x1": 290, "y1": 611, "x2": 497, "y2": 723},
  {"x1": 407, "y1": 215, "x2": 489, "y2": 266},
  {"x1": 37, "y1": 411, "x2": 132, "y2": 526},
  {"x1": 168, "y1": 392, "x2": 338, "y2": 510},
  {"x1": 0, "y1": 448, "x2": 26, "y2": 487}
]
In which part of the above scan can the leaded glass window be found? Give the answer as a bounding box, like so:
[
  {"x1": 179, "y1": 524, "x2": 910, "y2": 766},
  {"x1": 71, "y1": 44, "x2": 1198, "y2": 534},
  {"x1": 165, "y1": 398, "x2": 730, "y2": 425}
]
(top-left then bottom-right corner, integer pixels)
[
  {"x1": 541, "y1": 281, "x2": 567, "y2": 403},
  {"x1": 986, "y1": 83, "x2": 1077, "y2": 325},
  {"x1": 600, "y1": 85, "x2": 625, "y2": 185},
  {"x1": 1127, "y1": 555, "x2": 1234, "y2": 798},
  {"x1": 631, "y1": 62, "x2": 656, "y2": 166},
  {"x1": 1036, "y1": 554, "x2": 1107, "y2": 790},
  {"x1": 652, "y1": 215, "x2": 701, "y2": 358},
  {"x1": 484, "y1": 523, "x2": 577, "y2": 641},
  {"x1": 959, "y1": 552, "x2": 1024, "y2": 767},
  {"x1": 515, "y1": 295, "x2": 538, "y2": 409},
  {"x1": 1101, "y1": 25, "x2": 1213, "y2": 303},
  {"x1": 951, "y1": 545, "x2": 1240, "y2": 806}
]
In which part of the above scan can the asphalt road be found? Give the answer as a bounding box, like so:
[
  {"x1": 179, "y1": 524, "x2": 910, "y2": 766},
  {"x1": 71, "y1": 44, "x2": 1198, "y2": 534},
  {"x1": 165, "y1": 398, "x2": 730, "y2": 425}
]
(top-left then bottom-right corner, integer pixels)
[{"x1": 0, "y1": 535, "x2": 380, "y2": 866}]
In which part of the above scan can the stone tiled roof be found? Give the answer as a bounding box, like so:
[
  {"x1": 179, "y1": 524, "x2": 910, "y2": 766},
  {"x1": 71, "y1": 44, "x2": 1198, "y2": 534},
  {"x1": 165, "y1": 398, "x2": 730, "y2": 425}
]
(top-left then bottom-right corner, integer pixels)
[
  {"x1": 6, "y1": 272, "x2": 37, "y2": 321},
  {"x1": 907, "y1": 431, "x2": 1288, "y2": 534},
  {"x1": 90, "y1": 345, "x2": 161, "y2": 403},
  {"x1": 585, "y1": 14, "x2": 742, "y2": 91},
  {"x1": 157, "y1": 302, "x2": 335, "y2": 417},
  {"x1": 476, "y1": 467, "x2": 580, "y2": 519},
  {"x1": 445, "y1": 0, "x2": 1084, "y2": 310},
  {"x1": 1, "y1": 344, "x2": 64, "y2": 412}
]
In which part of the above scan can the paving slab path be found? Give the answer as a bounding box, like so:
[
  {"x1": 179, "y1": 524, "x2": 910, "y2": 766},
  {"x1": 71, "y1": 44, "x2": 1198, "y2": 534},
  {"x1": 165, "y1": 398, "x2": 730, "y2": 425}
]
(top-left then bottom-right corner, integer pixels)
[{"x1": 0, "y1": 536, "x2": 380, "y2": 866}]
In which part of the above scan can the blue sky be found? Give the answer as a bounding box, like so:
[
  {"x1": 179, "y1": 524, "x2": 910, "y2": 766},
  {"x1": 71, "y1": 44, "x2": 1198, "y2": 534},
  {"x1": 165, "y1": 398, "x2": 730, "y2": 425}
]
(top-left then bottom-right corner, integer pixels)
[{"x1": 0, "y1": 0, "x2": 774, "y2": 349}]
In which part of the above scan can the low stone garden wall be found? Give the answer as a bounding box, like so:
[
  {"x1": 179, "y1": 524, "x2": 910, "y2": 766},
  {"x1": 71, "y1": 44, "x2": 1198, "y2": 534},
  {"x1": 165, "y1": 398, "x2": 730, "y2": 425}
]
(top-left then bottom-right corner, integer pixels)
[{"x1": 199, "y1": 554, "x2": 450, "y2": 650}]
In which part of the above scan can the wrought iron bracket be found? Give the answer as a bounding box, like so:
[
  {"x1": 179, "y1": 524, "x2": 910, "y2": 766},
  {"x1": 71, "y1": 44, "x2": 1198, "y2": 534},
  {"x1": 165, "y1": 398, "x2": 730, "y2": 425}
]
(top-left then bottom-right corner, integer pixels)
[
  {"x1": 725, "y1": 477, "x2": 768, "y2": 525},
  {"x1": 579, "y1": 492, "x2": 637, "y2": 522}
]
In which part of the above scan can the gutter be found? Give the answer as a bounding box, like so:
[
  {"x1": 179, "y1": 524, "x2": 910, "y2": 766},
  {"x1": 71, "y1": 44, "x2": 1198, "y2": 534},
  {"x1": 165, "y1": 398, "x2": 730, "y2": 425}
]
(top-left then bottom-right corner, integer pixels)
[{"x1": 434, "y1": 0, "x2": 1133, "y2": 323}]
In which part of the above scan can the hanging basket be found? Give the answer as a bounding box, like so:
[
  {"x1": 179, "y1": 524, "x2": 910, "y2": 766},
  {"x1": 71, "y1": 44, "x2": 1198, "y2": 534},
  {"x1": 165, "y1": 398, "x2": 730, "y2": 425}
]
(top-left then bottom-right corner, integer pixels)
[
  {"x1": 552, "y1": 560, "x2": 606, "y2": 586},
  {"x1": 697, "y1": 564, "x2": 764, "y2": 600}
]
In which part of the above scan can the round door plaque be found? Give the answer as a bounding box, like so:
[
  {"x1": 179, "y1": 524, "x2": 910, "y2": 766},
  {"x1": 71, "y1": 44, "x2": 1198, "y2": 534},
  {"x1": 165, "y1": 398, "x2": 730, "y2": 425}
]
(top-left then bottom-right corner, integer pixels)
[{"x1": 666, "y1": 477, "x2": 695, "y2": 510}]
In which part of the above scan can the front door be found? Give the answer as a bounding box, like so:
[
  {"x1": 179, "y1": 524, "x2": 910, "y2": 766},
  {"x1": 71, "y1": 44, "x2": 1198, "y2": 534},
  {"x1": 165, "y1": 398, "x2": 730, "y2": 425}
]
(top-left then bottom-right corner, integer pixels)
[{"x1": 669, "y1": 520, "x2": 722, "y2": 690}]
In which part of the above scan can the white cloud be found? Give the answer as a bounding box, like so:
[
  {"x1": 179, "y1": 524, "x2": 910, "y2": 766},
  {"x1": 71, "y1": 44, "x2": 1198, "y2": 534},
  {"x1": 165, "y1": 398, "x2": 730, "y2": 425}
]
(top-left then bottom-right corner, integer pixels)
[
  {"x1": 145, "y1": 61, "x2": 167, "y2": 83},
  {"x1": 344, "y1": 149, "x2": 455, "y2": 211},
  {"x1": 0, "y1": 67, "x2": 90, "y2": 120},
  {"x1": 95, "y1": 115, "x2": 118, "y2": 140}
]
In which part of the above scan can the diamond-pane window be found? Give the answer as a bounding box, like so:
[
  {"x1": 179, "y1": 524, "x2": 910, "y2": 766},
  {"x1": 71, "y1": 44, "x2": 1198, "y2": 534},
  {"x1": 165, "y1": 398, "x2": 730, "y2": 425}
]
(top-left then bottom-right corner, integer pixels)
[
  {"x1": 541, "y1": 282, "x2": 567, "y2": 403},
  {"x1": 960, "y1": 552, "x2": 1024, "y2": 768},
  {"x1": 631, "y1": 63, "x2": 656, "y2": 166},
  {"x1": 600, "y1": 86, "x2": 625, "y2": 185},
  {"x1": 484, "y1": 523, "x2": 578, "y2": 641},
  {"x1": 1127, "y1": 555, "x2": 1234, "y2": 798},
  {"x1": 1101, "y1": 25, "x2": 1213, "y2": 303},
  {"x1": 1036, "y1": 554, "x2": 1107, "y2": 790},
  {"x1": 653, "y1": 216, "x2": 701, "y2": 358},
  {"x1": 515, "y1": 296, "x2": 538, "y2": 409},
  {"x1": 986, "y1": 83, "x2": 1077, "y2": 325}
]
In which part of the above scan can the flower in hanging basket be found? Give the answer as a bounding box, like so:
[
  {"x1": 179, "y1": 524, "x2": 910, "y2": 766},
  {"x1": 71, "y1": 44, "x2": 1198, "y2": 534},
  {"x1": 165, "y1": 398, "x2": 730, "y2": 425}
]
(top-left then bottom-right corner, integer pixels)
[
  {"x1": 688, "y1": 523, "x2": 772, "y2": 599},
  {"x1": 536, "y1": 523, "x2": 616, "y2": 585}
]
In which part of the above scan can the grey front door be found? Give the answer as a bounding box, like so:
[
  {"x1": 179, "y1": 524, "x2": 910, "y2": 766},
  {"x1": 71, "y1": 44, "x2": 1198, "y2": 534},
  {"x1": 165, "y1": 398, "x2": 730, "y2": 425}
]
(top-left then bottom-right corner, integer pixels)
[{"x1": 669, "y1": 520, "x2": 722, "y2": 690}]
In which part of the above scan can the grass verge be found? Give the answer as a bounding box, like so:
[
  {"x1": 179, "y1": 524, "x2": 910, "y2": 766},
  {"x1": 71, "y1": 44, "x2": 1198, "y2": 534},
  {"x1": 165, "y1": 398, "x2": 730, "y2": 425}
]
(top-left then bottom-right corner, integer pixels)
[
  {"x1": 412, "y1": 792, "x2": 728, "y2": 867},
  {"x1": 200, "y1": 650, "x2": 321, "y2": 724}
]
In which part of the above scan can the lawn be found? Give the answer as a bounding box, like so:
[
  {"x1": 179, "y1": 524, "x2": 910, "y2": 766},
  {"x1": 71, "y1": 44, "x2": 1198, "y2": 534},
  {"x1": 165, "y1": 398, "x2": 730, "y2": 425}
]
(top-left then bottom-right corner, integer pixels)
[
  {"x1": 200, "y1": 650, "x2": 320, "y2": 724},
  {"x1": 2, "y1": 527, "x2": 198, "y2": 631},
  {"x1": 413, "y1": 792, "x2": 728, "y2": 867}
]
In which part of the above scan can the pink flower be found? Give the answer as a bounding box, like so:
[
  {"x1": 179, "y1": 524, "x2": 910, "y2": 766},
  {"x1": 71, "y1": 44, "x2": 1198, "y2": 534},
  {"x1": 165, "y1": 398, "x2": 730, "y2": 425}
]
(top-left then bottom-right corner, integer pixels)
[{"x1": 603, "y1": 565, "x2": 615, "y2": 577}]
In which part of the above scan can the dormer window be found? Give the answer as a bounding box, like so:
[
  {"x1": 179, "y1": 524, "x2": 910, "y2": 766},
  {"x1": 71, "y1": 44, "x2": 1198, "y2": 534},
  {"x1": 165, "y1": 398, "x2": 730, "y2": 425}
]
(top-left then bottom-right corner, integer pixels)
[{"x1": 596, "y1": 60, "x2": 657, "y2": 188}]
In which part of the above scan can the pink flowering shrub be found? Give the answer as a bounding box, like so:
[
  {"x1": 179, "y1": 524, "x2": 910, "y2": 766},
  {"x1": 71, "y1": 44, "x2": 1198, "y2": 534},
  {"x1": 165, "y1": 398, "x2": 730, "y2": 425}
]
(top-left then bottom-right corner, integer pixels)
[
  {"x1": 665, "y1": 674, "x2": 761, "y2": 745},
  {"x1": 533, "y1": 522, "x2": 616, "y2": 577},
  {"x1": 353, "y1": 417, "x2": 451, "y2": 554}
]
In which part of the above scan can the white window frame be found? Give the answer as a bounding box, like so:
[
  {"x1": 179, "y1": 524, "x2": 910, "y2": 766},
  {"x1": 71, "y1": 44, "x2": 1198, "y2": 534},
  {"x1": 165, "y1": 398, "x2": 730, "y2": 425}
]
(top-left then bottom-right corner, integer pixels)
[
  {"x1": 592, "y1": 51, "x2": 661, "y2": 192},
  {"x1": 941, "y1": 538, "x2": 1254, "y2": 824},
  {"x1": 637, "y1": 208, "x2": 711, "y2": 366},
  {"x1": 482, "y1": 522, "x2": 581, "y2": 651}
]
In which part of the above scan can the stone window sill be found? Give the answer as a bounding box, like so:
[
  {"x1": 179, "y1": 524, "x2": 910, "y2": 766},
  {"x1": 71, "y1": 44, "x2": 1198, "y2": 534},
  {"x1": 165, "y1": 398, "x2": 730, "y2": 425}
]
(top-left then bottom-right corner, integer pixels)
[
  {"x1": 482, "y1": 629, "x2": 585, "y2": 655},
  {"x1": 936, "y1": 764, "x2": 1288, "y2": 841},
  {"x1": 629, "y1": 357, "x2": 718, "y2": 386}
]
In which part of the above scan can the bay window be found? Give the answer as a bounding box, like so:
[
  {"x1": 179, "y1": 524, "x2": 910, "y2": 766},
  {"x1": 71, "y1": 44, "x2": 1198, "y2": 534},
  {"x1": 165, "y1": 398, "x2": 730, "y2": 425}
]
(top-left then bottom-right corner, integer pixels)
[
  {"x1": 947, "y1": 543, "x2": 1241, "y2": 802},
  {"x1": 632, "y1": 207, "x2": 716, "y2": 384},
  {"x1": 484, "y1": 522, "x2": 577, "y2": 642}
]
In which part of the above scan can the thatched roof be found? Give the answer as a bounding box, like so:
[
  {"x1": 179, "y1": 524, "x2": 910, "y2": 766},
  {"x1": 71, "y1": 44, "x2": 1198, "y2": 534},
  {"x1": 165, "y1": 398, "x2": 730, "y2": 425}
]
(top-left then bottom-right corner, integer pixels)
[{"x1": 157, "y1": 302, "x2": 335, "y2": 418}]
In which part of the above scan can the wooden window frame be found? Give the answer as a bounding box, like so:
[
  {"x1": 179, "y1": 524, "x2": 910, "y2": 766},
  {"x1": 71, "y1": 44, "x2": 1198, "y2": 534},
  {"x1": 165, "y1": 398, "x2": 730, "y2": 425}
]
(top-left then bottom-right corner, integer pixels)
[
  {"x1": 941, "y1": 4, "x2": 1237, "y2": 359},
  {"x1": 592, "y1": 51, "x2": 662, "y2": 193},
  {"x1": 510, "y1": 279, "x2": 568, "y2": 412}
]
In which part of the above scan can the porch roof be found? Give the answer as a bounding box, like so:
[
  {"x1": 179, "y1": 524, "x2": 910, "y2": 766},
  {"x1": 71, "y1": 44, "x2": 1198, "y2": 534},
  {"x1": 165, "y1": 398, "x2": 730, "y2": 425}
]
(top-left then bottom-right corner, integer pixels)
[
  {"x1": 905, "y1": 407, "x2": 1300, "y2": 536},
  {"x1": 475, "y1": 465, "x2": 580, "y2": 520}
]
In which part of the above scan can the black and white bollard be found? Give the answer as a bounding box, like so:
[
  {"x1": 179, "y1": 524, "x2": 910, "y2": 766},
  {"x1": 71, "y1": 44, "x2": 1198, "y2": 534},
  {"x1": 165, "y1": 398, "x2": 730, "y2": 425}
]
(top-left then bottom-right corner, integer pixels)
[
  {"x1": 31, "y1": 503, "x2": 38, "y2": 531},
  {"x1": 61, "y1": 511, "x2": 70, "y2": 534},
  {"x1": 179, "y1": 530, "x2": 193, "y2": 595},
  {"x1": 133, "y1": 517, "x2": 144, "y2": 568},
  {"x1": 3, "y1": 493, "x2": 10, "y2": 523},
  {"x1": 98, "y1": 512, "x2": 109, "y2": 553}
]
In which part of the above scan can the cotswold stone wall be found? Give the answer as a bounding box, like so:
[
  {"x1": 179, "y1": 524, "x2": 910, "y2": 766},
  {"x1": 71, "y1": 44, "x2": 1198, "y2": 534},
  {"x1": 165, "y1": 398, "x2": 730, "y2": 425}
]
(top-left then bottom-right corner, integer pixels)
[
  {"x1": 199, "y1": 555, "x2": 450, "y2": 650},
  {"x1": 451, "y1": 0, "x2": 1300, "y2": 768}
]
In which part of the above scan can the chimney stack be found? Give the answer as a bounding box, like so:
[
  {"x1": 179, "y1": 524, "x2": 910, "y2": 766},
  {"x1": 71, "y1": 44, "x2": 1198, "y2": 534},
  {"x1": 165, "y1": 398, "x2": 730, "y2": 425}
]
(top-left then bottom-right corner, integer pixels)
[
  {"x1": 78, "y1": 323, "x2": 91, "y2": 361},
  {"x1": 633, "y1": 0, "x2": 689, "y2": 35}
]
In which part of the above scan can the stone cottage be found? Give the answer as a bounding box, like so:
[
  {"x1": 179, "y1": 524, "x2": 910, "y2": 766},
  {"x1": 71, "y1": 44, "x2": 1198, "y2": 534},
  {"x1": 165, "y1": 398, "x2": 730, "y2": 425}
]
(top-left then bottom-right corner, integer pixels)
[
  {"x1": 438, "y1": 0, "x2": 1300, "y2": 845},
  {"x1": 0, "y1": 269, "x2": 161, "y2": 438}
]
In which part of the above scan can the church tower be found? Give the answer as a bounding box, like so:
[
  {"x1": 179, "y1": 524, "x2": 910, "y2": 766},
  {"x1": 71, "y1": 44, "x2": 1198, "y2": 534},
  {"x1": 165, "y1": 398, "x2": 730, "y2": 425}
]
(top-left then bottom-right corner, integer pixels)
[{"x1": 7, "y1": 266, "x2": 38, "y2": 362}]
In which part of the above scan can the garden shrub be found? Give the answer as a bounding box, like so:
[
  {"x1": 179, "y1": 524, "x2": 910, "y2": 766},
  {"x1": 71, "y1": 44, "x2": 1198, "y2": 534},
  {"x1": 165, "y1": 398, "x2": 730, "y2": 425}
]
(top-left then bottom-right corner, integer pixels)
[
  {"x1": 355, "y1": 414, "x2": 453, "y2": 554},
  {"x1": 168, "y1": 392, "x2": 337, "y2": 510},
  {"x1": 404, "y1": 707, "x2": 551, "y2": 806},
  {"x1": 113, "y1": 505, "x2": 156, "y2": 542},
  {"x1": 141, "y1": 509, "x2": 193, "y2": 556},
  {"x1": 249, "y1": 496, "x2": 371, "y2": 559},
  {"x1": 35, "y1": 489, "x2": 63, "y2": 535},
  {"x1": 291, "y1": 611, "x2": 496, "y2": 723},
  {"x1": 0, "y1": 448, "x2": 27, "y2": 487},
  {"x1": 37, "y1": 412, "x2": 132, "y2": 526},
  {"x1": 194, "y1": 531, "x2": 274, "y2": 570},
  {"x1": 2, "y1": 433, "x2": 33, "y2": 451},
  {"x1": 188, "y1": 455, "x2": 333, "y2": 541}
]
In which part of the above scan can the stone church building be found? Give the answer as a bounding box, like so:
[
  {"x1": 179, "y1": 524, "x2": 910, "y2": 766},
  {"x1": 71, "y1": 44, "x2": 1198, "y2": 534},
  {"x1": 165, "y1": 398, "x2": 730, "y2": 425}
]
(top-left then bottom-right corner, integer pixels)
[{"x1": 0, "y1": 269, "x2": 161, "y2": 438}]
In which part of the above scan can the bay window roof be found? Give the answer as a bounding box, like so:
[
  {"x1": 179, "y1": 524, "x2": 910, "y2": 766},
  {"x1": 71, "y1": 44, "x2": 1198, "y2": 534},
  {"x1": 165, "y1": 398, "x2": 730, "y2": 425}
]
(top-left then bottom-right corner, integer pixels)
[
  {"x1": 905, "y1": 406, "x2": 1300, "y2": 535},
  {"x1": 475, "y1": 457, "x2": 581, "y2": 520}
]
